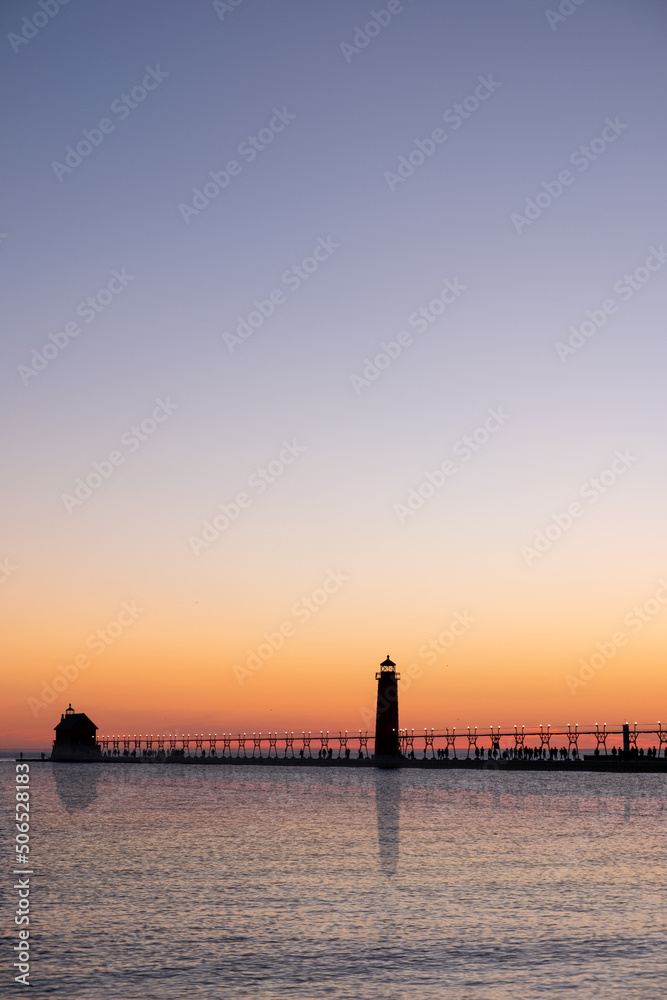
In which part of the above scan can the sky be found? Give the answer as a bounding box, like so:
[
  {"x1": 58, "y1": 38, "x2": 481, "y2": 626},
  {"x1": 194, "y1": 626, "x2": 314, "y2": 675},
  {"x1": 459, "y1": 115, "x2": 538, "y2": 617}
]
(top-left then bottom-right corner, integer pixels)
[{"x1": 2, "y1": 0, "x2": 667, "y2": 747}]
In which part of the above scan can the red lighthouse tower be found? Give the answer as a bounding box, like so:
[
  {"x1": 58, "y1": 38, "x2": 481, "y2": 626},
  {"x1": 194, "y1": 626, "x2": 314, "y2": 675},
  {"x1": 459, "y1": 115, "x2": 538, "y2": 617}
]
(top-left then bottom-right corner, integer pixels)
[{"x1": 374, "y1": 655, "x2": 400, "y2": 762}]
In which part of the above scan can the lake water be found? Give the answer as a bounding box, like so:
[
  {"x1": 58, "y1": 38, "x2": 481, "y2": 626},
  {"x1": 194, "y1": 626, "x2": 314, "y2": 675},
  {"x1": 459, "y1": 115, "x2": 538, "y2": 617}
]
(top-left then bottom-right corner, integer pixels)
[{"x1": 2, "y1": 759, "x2": 665, "y2": 999}]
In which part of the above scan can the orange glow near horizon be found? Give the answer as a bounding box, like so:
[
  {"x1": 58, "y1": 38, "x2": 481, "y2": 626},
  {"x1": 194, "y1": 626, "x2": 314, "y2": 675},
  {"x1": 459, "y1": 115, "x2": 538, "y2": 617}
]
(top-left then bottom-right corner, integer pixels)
[{"x1": 5, "y1": 581, "x2": 667, "y2": 747}]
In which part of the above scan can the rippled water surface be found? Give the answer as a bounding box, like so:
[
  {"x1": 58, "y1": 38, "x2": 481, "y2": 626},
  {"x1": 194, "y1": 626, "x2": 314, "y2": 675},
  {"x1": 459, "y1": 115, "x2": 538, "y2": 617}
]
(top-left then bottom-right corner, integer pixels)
[{"x1": 1, "y1": 760, "x2": 666, "y2": 999}]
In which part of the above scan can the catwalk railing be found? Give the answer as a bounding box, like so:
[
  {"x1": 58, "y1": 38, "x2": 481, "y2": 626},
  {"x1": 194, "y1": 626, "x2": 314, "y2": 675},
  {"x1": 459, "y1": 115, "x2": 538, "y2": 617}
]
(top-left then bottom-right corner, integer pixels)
[{"x1": 96, "y1": 723, "x2": 667, "y2": 758}]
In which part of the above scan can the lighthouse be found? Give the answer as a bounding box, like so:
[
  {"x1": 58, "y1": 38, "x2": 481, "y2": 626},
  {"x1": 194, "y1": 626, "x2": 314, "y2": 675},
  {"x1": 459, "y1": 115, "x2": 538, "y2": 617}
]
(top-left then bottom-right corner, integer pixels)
[{"x1": 374, "y1": 655, "x2": 400, "y2": 762}]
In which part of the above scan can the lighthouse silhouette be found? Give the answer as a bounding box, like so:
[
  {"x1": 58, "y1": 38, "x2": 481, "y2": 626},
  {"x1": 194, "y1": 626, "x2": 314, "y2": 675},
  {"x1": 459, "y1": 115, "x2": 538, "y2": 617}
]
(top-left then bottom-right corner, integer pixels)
[{"x1": 374, "y1": 655, "x2": 400, "y2": 763}]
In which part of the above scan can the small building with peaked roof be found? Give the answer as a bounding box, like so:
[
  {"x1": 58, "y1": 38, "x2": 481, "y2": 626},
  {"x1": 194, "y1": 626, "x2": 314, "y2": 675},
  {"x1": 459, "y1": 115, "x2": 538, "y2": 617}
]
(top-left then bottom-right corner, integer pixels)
[{"x1": 52, "y1": 705, "x2": 100, "y2": 760}]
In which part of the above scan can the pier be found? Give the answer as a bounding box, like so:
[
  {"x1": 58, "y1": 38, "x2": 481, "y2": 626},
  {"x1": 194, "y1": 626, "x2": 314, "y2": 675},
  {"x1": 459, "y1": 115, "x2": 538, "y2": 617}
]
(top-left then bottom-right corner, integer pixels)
[
  {"x1": 92, "y1": 722, "x2": 667, "y2": 760},
  {"x1": 35, "y1": 657, "x2": 667, "y2": 772},
  {"x1": 47, "y1": 721, "x2": 667, "y2": 771}
]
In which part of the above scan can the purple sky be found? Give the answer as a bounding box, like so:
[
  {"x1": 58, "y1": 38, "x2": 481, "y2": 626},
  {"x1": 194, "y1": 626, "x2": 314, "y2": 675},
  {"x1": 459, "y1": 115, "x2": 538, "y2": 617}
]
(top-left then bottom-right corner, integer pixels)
[{"x1": 2, "y1": 0, "x2": 667, "y2": 735}]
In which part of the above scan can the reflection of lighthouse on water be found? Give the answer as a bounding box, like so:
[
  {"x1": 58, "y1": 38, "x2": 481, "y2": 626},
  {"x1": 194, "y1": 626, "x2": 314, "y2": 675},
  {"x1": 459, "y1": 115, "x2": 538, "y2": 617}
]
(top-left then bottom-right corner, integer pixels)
[{"x1": 375, "y1": 768, "x2": 400, "y2": 877}]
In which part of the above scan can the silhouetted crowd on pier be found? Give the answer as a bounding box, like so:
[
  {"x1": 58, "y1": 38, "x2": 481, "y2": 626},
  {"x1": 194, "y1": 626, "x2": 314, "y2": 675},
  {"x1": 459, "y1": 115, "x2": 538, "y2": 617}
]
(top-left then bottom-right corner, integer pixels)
[
  {"x1": 424, "y1": 746, "x2": 582, "y2": 760},
  {"x1": 417, "y1": 744, "x2": 663, "y2": 761},
  {"x1": 96, "y1": 743, "x2": 662, "y2": 761}
]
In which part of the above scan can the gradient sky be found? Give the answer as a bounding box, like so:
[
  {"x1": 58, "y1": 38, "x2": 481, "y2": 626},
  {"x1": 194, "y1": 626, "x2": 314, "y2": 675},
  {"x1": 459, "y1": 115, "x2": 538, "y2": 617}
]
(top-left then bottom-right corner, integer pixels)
[{"x1": 2, "y1": 0, "x2": 667, "y2": 746}]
